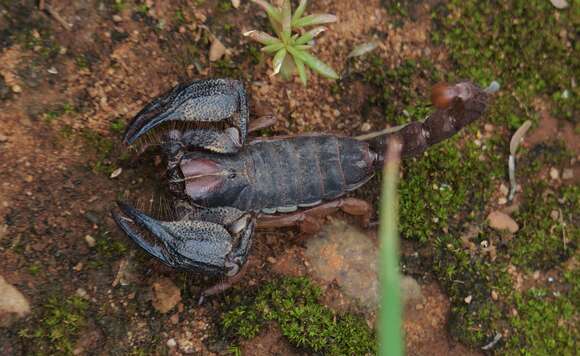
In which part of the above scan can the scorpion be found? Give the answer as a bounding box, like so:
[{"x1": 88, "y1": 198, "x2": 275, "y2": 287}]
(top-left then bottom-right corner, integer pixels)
[{"x1": 112, "y1": 78, "x2": 495, "y2": 301}]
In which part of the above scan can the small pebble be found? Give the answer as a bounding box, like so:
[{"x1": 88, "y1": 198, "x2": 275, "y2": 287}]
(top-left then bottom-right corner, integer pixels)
[
  {"x1": 464, "y1": 295, "x2": 473, "y2": 304},
  {"x1": 562, "y1": 168, "x2": 573, "y2": 180},
  {"x1": 110, "y1": 167, "x2": 123, "y2": 179},
  {"x1": 549, "y1": 167, "x2": 560, "y2": 180},
  {"x1": 84, "y1": 234, "x2": 96, "y2": 248},
  {"x1": 209, "y1": 37, "x2": 227, "y2": 62},
  {"x1": 548, "y1": 276, "x2": 555, "y2": 283},
  {"x1": 487, "y1": 211, "x2": 519, "y2": 233},
  {"x1": 167, "y1": 338, "x2": 177, "y2": 348},
  {"x1": 11, "y1": 84, "x2": 22, "y2": 93},
  {"x1": 491, "y1": 290, "x2": 498, "y2": 301},
  {"x1": 360, "y1": 122, "x2": 372, "y2": 132},
  {"x1": 76, "y1": 288, "x2": 89, "y2": 299},
  {"x1": 113, "y1": 15, "x2": 123, "y2": 22}
]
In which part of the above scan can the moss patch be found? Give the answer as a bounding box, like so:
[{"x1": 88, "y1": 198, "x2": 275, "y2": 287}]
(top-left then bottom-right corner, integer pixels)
[
  {"x1": 222, "y1": 277, "x2": 376, "y2": 355},
  {"x1": 511, "y1": 183, "x2": 578, "y2": 270},
  {"x1": 433, "y1": 0, "x2": 578, "y2": 126},
  {"x1": 19, "y1": 295, "x2": 89, "y2": 355}
]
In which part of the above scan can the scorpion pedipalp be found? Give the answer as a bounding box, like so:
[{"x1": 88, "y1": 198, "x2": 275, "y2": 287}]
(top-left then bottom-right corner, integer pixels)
[
  {"x1": 123, "y1": 79, "x2": 249, "y2": 153},
  {"x1": 111, "y1": 201, "x2": 255, "y2": 277}
]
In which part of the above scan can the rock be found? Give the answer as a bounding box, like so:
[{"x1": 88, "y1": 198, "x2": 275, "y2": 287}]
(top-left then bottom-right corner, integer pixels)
[
  {"x1": 464, "y1": 295, "x2": 473, "y2": 304},
  {"x1": 167, "y1": 338, "x2": 177, "y2": 348},
  {"x1": 549, "y1": 167, "x2": 560, "y2": 180},
  {"x1": 400, "y1": 276, "x2": 423, "y2": 305},
  {"x1": 110, "y1": 167, "x2": 122, "y2": 179},
  {"x1": 113, "y1": 14, "x2": 123, "y2": 22},
  {"x1": 209, "y1": 37, "x2": 227, "y2": 62},
  {"x1": 562, "y1": 168, "x2": 573, "y2": 180},
  {"x1": 550, "y1": 0, "x2": 569, "y2": 9},
  {"x1": 84, "y1": 211, "x2": 100, "y2": 225},
  {"x1": 151, "y1": 277, "x2": 181, "y2": 313},
  {"x1": 84, "y1": 234, "x2": 96, "y2": 248},
  {"x1": 0, "y1": 276, "x2": 31, "y2": 327},
  {"x1": 11, "y1": 84, "x2": 22, "y2": 93},
  {"x1": 305, "y1": 220, "x2": 379, "y2": 309},
  {"x1": 487, "y1": 211, "x2": 519, "y2": 233}
]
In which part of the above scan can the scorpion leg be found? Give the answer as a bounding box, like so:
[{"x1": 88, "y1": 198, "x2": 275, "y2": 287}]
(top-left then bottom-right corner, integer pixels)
[
  {"x1": 258, "y1": 198, "x2": 372, "y2": 234},
  {"x1": 123, "y1": 79, "x2": 249, "y2": 153}
]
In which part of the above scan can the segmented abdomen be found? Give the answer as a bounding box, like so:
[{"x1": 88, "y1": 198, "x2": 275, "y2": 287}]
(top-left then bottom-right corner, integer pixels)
[{"x1": 237, "y1": 135, "x2": 374, "y2": 213}]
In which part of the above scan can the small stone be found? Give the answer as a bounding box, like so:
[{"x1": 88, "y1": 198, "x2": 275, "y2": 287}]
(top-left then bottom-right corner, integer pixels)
[
  {"x1": 487, "y1": 211, "x2": 519, "y2": 233},
  {"x1": 491, "y1": 290, "x2": 498, "y2": 300},
  {"x1": 209, "y1": 37, "x2": 227, "y2": 62},
  {"x1": 549, "y1": 167, "x2": 560, "y2": 180},
  {"x1": 76, "y1": 288, "x2": 89, "y2": 299},
  {"x1": 360, "y1": 122, "x2": 372, "y2": 132},
  {"x1": 167, "y1": 338, "x2": 177, "y2": 348},
  {"x1": 11, "y1": 84, "x2": 22, "y2": 93},
  {"x1": 113, "y1": 14, "x2": 123, "y2": 22},
  {"x1": 84, "y1": 234, "x2": 96, "y2": 248},
  {"x1": 151, "y1": 277, "x2": 181, "y2": 313},
  {"x1": 562, "y1": 168, "x2": 573, "y2": 180},
  {"x1": 464, "y1": 295, "x2": 473, "y2": 304},
  {"x1": 499, "y1": 184, "x2": 509, "y2": 196},
  {"x1": 0, "y1": 275, "x2": 31, "y2": 327},
  {"x1": 84, "y1": 211, "x2": 100, "y2": 225},
  {"x1": 400, "y1": 276, "x2": 423, "y2": 305},
  {"x1": 110, "y1": 167, "x2": 123, "y2": 179},
  {"x1": 73, "y1": 262, "x2": 83, "y2": 271}
]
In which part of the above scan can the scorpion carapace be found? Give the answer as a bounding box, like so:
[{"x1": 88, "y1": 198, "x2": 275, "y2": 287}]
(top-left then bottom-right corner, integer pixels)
[{"x1": 112, "y1": 78, "x2": 496, "y2": 301}]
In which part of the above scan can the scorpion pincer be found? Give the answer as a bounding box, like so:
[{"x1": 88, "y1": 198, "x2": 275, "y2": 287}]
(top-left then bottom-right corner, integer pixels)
[{"x1": 112, "y1": 78, "x2": 497, "y2": 301}]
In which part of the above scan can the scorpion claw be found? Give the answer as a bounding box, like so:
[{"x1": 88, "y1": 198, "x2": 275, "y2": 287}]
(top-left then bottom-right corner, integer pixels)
[
  {"x1": 123, "y1": 79, "x2": 249, "y2": 151},
  {"x1": 112, "y1": 201, "x2": 255, "y2": 276}
]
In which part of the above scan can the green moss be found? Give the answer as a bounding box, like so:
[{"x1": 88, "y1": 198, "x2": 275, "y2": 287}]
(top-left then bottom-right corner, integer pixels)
[
  {"x1": 358, "y1": 57, "x2": 442, "y2": 125},
  {"x1": 81, "y1": 129, "x2": 116, "y2": 175},
  {"x1": 222, "y1": 277, "x2": 376, "y2": 355},
  {"x1": 433, "y1": 0, "x2": 578, "y2": 125},
  {"x1": 19, "y1": 295, "x2": 89, "y2": 355},
  {"x1": 109, "y1": 118, "x2": 126, "y2": 135},
  {"x1": 511, "y1": 183, "x2": 578, "y2": 270},
  {"x1": 94, "y1": 230, "x2": 128, "y2": 259},
  {"x1": 42, "y1": 102, "x2": 77, "y2": 122},
  {"x1": 507, "y1": 288, "x2": 577, "y2": 355},
  {"x1": 399, "y1": 137, "x2": 504, "y2": 242}
]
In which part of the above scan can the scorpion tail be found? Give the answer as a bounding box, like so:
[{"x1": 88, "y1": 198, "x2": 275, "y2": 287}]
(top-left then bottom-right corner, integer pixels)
[{"x1": 361, "y1": 81, "x2": 499, "y2": 165}]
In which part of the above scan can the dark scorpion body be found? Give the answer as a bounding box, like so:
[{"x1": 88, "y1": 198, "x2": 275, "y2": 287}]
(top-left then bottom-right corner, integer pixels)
[{"x1": 112, "y1": 78, "x2": 494, "y2": 301}]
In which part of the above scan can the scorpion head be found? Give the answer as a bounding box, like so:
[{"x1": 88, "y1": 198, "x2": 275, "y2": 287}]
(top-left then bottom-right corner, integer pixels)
[{"x1": 112, "y1": 202, "x2": 254, "y2": 277}]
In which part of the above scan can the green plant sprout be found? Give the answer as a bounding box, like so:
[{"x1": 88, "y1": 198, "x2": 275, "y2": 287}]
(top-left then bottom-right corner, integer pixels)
[{"x1": 245, "y1": 0, "x2": 338, "y2": 85}]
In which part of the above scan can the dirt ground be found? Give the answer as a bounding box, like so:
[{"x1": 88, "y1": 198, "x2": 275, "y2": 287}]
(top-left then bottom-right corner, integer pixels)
[{"x1": 0, "y1": 1, "x2": 577, "y2": 355}]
